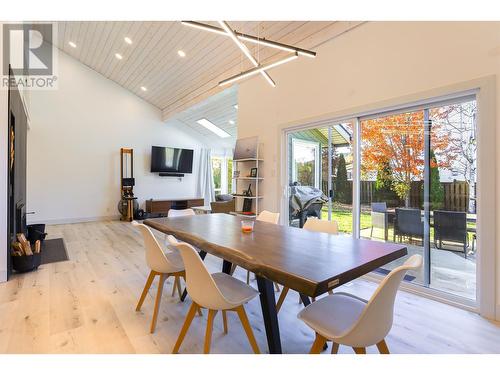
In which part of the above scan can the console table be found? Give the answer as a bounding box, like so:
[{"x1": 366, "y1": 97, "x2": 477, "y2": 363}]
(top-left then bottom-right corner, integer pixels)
[{"x1": 145, "y1": 198, "x2": 204, "y2": 215}]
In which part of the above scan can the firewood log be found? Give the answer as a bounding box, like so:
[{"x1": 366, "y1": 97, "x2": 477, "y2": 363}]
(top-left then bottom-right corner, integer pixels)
[
  {"x1": 16, "y1": 234, "x2": 32, "y2": 256},
  {"x1": 12, "y1": 241, "x2": 24, "y2": 254},
  {"x1": 34, "y1": 240, "x2": 41, "y2": 254}
]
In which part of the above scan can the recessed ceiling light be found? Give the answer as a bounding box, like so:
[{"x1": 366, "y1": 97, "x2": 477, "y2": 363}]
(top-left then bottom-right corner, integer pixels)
[
  {"x1": 124, "y1": 37, "x2": 132, "y2": 44},
  {"x1": 229, "y1": 120, "x2": 235, "y2": 125},
  {"x1": 196, "y1": 118, "x2": 230, "y2": 138},
  {"x1": 177, "y1": 50, "x2": 186, "y2": 57},
  {"x1": 233, "y1": 104, "x2": 238, "y2": 109},
  {"x1": 140, "y1": 86, "x2": 147, "y2": 92},
  {"x1": 68, "y1": 41, "x2": 77, "y2": 48},
  {"x1": 115, "y1": 53, "x2": 123, "y2": 60}
]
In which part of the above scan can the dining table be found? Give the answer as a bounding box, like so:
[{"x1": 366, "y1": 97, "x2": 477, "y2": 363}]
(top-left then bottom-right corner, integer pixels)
[{"x1": 144, "y1": 213, "x2": 408, "y2": 354}]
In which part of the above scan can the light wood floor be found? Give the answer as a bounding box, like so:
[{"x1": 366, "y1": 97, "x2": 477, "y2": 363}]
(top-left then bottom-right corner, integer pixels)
[{"x1": 0, "y1": 220, "x2": 499, "y2": 354}]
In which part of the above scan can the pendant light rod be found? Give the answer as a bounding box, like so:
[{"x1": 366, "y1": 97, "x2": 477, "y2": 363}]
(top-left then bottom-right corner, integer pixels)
[
  {"x1": 181, "y1": 21, "x2": 316, "y2": 58},
  {"x1": 218, "y1": 21, "x2": 275, "y2": 87},
  {"x1": 219, "y1": 53, "x2": 298, "y2": 86}
]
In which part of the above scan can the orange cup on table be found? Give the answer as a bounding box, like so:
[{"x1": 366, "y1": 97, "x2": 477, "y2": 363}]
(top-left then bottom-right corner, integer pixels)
[{"x1": 241, "y1": 220, "x2": 254, "y2": 233}]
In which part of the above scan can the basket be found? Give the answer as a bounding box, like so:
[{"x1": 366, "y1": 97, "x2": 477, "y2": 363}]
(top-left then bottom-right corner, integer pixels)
[{"x1": 12, "y1": 253, "x2": 42, "y2": 273}]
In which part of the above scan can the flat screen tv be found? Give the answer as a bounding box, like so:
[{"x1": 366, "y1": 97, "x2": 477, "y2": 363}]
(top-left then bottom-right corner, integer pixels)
[{"x1": 150, "y1": 146, "x2": 194, "y2": 173}]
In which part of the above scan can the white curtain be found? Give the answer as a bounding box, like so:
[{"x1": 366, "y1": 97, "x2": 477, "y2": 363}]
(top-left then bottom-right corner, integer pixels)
[{"x1": 197, "y1": 148, "x2": 215, "y2": 206}]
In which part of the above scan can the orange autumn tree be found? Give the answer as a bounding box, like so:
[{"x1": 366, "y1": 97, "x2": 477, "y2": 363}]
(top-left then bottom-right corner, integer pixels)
[{"x1": 361, "y1": 111, "x2": 454, "y2": 206}]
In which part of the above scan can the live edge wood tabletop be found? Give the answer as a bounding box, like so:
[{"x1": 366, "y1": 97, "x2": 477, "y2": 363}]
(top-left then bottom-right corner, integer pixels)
[{"x1": 144, "y1": 214, "x2": 407, "y2": 297}]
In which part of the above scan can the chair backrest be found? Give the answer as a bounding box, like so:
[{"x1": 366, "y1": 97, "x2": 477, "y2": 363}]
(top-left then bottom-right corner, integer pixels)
[
  {"x1": 341, "y1": 254, "x2": 422, "y2": 346},
  {"x1": 168, "y1": 208, "x2": 195, "y2": 218},
  {"x1": 210, "y1": 199, "x2": 235, "y2": 214},
  {"x1": 257, "y1": 210, "x2": 280, "y2": 224},
  {"x1": 434, "y1": 210, "x2": 467, "y2": 241},
  {"x1": 395, "y1": 208, "x2": 423, "y2": 236},
  {"x1": 167, "y1": 235, "x2": 233, "y2": 310},
  {"x1": 132, "y1": 221, "x2": 173, "y2": 272},
  {"x1": 303, "y1": 218, "x2": 339, "y2": 235},
  {"x1": 371, "y1": 202, "x2": 387, "y2": 213}
]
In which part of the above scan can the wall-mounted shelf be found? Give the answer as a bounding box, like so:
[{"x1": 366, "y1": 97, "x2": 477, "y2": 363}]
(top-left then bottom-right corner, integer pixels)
[{"x1": 233, "y1": 153, "x2": 263, "y2": 215}]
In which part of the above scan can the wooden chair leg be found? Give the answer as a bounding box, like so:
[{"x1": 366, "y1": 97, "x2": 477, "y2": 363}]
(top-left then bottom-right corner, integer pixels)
[
  {"x1": 176, "y1": 275, "x2": 183, "y2": 300},
  {"x1": 274, "y1": 283, "x2": 281, "y2": 292},
  {"x1": 276, "y1": 287, "x2": 290, "y2": 313},
  {"x1": 230, "y1": 264, "x2": 237, "y2": 275},
  {"x1": 331, "y1": 342, "x2": 339, "y2": 354},
  {"x1": 136, "y1": 270, "x2": 156, "y2": 311},
  {"x1": 197, "y1": 307, "x2": 203, "y2": 316},
  {"x1": 171, "y1": 275, "x2": 178, "y2": 297},
  {"x1": 376, "y1": 339, "x2": 390, "y2": 354},
  {"x1": 235, "y1": 305, "x2": 260, "y2": 354},
  {"x1": 309, "y1": 333, "x2": 327, "y2": 354},
  {"x1": 204, "y1": 309, "x2": 218, "y2": 354},
  {"x1": 150, "y1": 274, "x2": 166, "y2": 333},
  {"x1": 172, "y1": 302, "x2": 198, "y2": 354},
  {"x1": 222, "y1": 310, "x2": 228, "y2": 334},
  {"x1": 353, "y1": 347, "x2": 366, "y2": 354}
]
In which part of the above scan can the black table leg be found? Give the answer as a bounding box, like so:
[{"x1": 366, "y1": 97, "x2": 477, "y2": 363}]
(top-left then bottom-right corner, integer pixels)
[
  {"x1": 256, "y1": 276, "x2": 282, "y2": 354},
  {"x1": 180, "y1": 250, "x2": 207, "y2": 302},
  {"x1": 222, "y1": 259, "x2": 232, "y2": 274},
  {"x1": 299, "y1": 293, "x2": 311, "y2": 306}
]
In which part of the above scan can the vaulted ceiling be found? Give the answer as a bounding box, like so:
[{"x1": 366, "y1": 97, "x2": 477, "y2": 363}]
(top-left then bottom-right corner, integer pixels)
[{"x1": 54, "y1": 21, "x2": 363, "y2": 122}]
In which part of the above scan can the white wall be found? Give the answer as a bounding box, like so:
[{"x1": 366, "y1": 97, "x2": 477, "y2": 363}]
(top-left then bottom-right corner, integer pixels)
[
  {"x1": 237, "y1": 22, "x2": 500, "y2": 317},
  {"x1": 27, "y1": 50, "x2": 207, "y2": 224}
]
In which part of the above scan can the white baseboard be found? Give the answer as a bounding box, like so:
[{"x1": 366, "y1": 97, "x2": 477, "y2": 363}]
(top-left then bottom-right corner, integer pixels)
[
  {"x1": 0, "y1": 269, "x2": 7, "y2": 283},
  {"x1": 27, "y1": 215, "x2": 120, "y2": 225}
]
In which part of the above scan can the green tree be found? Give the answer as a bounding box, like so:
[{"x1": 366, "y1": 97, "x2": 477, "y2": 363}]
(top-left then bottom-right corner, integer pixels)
[
  {"x1": 334, "y1": 154, "x2": 351, "y2": 204},
  {"x1": 374, "y1": 161, "x2": 398, "y2": 204},
  {"x1": 429, "y1": 150, "x2": 444, "y2": 210}
]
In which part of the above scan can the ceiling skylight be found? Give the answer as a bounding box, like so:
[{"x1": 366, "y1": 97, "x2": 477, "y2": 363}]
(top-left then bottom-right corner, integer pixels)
[{"x1": 196, "y1": 118, "x2": 230, "y2": 138}]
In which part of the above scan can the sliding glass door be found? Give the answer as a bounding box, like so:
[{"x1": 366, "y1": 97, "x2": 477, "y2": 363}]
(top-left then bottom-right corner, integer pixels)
[
  {"x1": 284, "y1": 94, "x2": 478, "y2": 303},
  {"x1": 359, "y1": 97, "x2": 477, "y2": 300}
]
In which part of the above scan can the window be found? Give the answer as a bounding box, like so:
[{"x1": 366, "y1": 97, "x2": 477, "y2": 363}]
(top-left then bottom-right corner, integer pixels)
[
  {"x1": 211, "y1": 157, "x2": 223, "y2": 194},
  {"x1": 212, "y1": 155, "x2": 233, "y2": 195}
]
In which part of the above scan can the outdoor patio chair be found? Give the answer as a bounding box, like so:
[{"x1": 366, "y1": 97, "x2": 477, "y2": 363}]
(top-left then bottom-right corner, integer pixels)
[
  {"x1": 370, "y1": 202, "x2": 387, "y2": 239},
  {"x1": 393, "y1": 208, "x2": 424, "y2": 244},
  {"x1": 433, "y1": 210, "x2": 469, "y2": 258}
]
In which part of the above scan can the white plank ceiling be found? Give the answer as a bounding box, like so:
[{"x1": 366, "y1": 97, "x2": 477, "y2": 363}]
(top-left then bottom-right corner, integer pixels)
[{"x1": 54, "y1": 21, "x2": 363, "y2": 125}]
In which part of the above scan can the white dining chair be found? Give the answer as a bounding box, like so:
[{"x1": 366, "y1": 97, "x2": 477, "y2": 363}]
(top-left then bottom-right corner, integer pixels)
[
  {"x1": 168, "y1": 235, "x2": 261, "y2": 354},
  {"x1": 257, "y1": 210, "x2": 280, "y2": 224},
  {"x1": 132, "y1": 221, "x2": 187, "y2": 333},
  {"x1": 168, "y1": 208, "x2": 195, "y2": 217},
  {"x1": 276, "y1": 218, "x2": 339, "y2": 312},
  {"x1": 298, "y1": 254, "x2": 422, "y2": 354},
  {"x1": 165, "y1": 208, "x2": 196, "y2": 249},
  {"x1": 303, "y1": 217, "x2": 339, "y2": 234},
  {"x1": 242, "y1": 211, "x2": 281, "y2": 290}
]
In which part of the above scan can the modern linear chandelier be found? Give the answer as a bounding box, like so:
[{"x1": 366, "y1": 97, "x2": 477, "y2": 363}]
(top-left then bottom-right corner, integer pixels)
[{"x1": 181, "y1": 21, "x2": 317, "y2": 87}]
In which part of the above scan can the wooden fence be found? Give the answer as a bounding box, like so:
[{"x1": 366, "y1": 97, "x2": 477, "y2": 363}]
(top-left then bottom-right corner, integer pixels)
[{"x1": 323, "y1": 180, "x2": 472, "y2": 212}]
